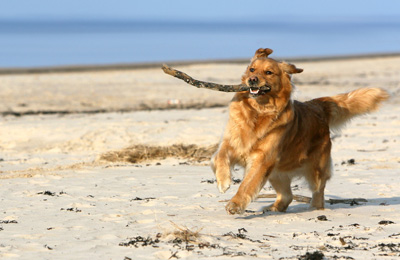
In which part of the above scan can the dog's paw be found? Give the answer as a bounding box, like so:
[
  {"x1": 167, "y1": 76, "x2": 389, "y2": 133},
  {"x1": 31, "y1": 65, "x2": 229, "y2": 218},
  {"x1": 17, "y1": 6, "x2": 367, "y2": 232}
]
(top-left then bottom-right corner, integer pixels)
[
  {"x1": 262, "y1": 202, "x2": 289, "y2": 213},
  {"x1": 217, "y1": 179, "x2": 231, "y2": 193},
  {"x1": 261, "y1": 205, "x2": 280, "y2": 213},
  {"x1": 225, "y1": 201, "x2": 245, "y2": 215}
]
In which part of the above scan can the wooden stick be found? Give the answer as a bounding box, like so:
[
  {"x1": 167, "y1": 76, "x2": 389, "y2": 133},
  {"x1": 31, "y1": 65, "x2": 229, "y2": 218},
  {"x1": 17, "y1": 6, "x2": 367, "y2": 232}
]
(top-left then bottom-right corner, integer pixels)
[
  {"x1": 162, "y1": 64, "x2": 271, "y2": 93},
  {"x1": 256, "y1": 194, "x2": 312, "y2": 203},
  {"x1": 326, "y1": 198, "x2": 368, "y2": 205}
]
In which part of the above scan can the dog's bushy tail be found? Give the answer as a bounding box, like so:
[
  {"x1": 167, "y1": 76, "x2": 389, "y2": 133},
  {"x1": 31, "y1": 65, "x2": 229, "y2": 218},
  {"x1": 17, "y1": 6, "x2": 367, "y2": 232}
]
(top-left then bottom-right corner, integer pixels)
[{"x1": 316, "y1": 88, "x2": 389, "y2": 130}]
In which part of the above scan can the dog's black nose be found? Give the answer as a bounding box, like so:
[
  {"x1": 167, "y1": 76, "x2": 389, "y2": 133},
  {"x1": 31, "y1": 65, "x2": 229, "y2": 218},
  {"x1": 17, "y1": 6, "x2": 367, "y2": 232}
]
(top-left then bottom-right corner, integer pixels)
[{"x1": 249, "y1": 76, "x2": 258, "y2": 83}]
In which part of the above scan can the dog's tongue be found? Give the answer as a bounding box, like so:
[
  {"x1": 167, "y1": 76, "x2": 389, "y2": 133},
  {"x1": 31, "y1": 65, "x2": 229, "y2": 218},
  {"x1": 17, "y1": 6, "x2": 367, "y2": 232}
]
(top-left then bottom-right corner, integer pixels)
[{"x1": 250, "y1": 88, "x2": 260, "y2": 94}]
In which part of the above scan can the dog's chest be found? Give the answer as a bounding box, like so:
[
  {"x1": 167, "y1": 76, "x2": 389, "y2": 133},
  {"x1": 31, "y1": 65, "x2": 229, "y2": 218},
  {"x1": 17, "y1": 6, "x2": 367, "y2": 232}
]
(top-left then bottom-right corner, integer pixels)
[{"x1": 228, "y1": 109, "x2": 277, "y2": 154}]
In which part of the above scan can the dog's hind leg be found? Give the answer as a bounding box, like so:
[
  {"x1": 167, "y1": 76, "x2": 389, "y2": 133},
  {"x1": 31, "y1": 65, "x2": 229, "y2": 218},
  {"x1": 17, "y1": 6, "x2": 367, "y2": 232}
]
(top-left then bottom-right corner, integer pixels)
[
  {"x1": 308, "y1": 144, "x2": 332, "y2": 210},
  {"x1": 263, "y1": 172, "x2": 293, "y2": 212},
  {"x1": 211, "y1": 141, "x2": 233, "y2": 193},
  {"x1": 309, "y1": 171, "x2": 330, "y2": 209}
]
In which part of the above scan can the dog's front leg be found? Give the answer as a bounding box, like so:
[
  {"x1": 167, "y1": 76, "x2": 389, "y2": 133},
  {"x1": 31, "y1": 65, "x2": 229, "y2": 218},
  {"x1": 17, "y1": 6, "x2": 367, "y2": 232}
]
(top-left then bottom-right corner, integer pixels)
[
  {"x1": 211, "y1": 140, "x2": 233, "y2": 193},
  {"x1": 225, "y1": 151, "x2": 275, "y2": 215}
]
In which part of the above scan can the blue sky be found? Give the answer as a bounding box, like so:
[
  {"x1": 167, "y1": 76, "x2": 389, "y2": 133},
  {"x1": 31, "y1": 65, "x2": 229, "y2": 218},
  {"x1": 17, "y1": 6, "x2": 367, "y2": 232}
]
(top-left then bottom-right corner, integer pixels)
[{"x1": 1, "y1": 0, "x2": 400, "y2": 21}]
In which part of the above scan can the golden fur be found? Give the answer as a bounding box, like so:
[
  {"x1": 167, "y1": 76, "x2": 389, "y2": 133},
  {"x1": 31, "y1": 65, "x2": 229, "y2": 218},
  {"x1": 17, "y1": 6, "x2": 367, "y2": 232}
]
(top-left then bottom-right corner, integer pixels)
[{"x1": 211, "y1": 48, "x2": 389, "y2": 215}]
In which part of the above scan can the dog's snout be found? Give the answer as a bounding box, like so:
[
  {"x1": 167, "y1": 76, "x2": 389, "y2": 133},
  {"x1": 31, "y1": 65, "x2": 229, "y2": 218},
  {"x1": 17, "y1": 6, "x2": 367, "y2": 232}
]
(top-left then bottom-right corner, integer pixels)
[{"x1": 249, "y1": 76, "x2": 258, "y2": 83}]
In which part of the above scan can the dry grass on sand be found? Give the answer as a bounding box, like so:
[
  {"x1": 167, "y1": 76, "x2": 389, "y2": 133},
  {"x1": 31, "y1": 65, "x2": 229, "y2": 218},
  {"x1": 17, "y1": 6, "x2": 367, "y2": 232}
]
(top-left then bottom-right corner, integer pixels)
[{"x1": 99, "y1": 143, "x2": 218, "y2": 164}]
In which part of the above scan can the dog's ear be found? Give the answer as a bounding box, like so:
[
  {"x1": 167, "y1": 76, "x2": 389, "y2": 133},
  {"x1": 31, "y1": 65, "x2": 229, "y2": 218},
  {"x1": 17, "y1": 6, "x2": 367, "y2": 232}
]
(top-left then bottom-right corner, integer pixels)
[
  {"x1": 279, "y1": 62, "x2": 303, "y2": 74},
  {"x1": 251, "y1": 48, "x2": 273, "y2": 61}
]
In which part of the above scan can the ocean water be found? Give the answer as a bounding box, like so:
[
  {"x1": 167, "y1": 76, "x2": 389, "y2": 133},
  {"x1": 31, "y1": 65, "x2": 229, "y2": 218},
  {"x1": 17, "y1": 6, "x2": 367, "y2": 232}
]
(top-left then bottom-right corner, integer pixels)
[{"x1": 0, "y1": 18, "x2": 400, "y2": 68}]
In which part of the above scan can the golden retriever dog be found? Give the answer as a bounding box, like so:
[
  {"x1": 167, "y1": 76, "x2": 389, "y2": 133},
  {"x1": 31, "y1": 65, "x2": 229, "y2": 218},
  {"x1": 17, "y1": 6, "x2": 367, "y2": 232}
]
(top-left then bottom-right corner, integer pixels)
[{"x1": 211, "y1": 48, "x2": 389, "y2": 215}]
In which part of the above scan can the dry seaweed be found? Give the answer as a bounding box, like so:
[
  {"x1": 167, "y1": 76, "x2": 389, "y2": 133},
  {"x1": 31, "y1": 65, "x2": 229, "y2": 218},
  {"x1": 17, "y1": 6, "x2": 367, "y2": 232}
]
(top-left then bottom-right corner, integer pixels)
[
  {"x1": 119, "y1": 236, "x2": 160, "y2": 248},
  {"x1": 100, "y1": 143, "x2": 218, "y2": 164},
  {"x1": 166, "y1": 221, "x2": 203, "y2": 244}
]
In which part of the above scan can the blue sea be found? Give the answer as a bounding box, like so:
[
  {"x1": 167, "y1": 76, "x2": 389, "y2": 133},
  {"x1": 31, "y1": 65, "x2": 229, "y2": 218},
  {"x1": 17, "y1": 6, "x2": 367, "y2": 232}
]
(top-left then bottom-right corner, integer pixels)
[{"x1": 1, "y1": 18, "x2": 400, "y2": 68}]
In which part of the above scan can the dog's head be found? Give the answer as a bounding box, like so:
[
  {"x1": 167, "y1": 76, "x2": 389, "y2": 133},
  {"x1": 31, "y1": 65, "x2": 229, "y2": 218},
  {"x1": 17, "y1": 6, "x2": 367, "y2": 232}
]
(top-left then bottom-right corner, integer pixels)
[{"x1": 241, "y1": 48, "x2": 303, "y2": 98}]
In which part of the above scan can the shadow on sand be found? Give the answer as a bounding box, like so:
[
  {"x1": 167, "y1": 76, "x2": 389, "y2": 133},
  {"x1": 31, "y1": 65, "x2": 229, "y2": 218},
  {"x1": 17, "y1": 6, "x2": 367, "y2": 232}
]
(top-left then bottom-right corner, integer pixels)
[{"x1": 236, "y1": 196, "x2": 400, "y2": 220}]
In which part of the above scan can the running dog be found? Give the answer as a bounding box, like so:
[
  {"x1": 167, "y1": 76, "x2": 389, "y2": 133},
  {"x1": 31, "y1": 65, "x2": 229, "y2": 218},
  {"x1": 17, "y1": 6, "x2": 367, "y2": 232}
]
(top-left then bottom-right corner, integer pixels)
[{"x1": 211, "y1": 48, "x2": 389, "y2": 215}]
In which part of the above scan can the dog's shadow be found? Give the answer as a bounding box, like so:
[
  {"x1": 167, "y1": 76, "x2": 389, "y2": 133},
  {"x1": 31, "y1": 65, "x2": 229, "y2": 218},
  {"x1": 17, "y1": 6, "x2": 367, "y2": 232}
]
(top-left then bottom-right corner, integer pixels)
[{"x1": 237, "y1": 196, "x2": 400, "y2": 220}]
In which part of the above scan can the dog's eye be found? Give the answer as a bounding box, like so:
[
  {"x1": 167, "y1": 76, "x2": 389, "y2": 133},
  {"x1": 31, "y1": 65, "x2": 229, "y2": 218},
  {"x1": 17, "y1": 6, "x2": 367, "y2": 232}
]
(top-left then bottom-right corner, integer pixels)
[
  {"x1": 249, "y1": 68, "x2": 255, "y2": 72},
  {"x1": 265, "y1": 70, "x2": 273, "y2": 75}
]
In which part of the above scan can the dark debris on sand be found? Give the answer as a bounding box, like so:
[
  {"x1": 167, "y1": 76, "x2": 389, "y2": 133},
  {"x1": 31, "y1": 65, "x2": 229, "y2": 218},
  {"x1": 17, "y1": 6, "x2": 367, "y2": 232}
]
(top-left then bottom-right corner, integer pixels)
[
  {"x1": 37, "y1": 191, "x2": 66, "y2": 196},
  {"x1": 119, "y1": 235, "x2": 160, "y2": 248},
  {"x1": 130, "y1": 197, "x2": 156, "y2": 202},
  {"x1": 201, "y1": 178, "x2": 241, "y2": 184},
  {"x1": 298, "y1": 251, "x2": 325, "y2": 260}
]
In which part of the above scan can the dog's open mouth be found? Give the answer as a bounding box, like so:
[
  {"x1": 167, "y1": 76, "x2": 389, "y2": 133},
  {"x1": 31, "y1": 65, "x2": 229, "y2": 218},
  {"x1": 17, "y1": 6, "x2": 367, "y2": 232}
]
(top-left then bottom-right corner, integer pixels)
[
  {"x1": 250, "y1": 87, "x2": 260, "y2": 95},
  {"x1": 249, "y1": 86, "x2": 271, "y2": 97}
]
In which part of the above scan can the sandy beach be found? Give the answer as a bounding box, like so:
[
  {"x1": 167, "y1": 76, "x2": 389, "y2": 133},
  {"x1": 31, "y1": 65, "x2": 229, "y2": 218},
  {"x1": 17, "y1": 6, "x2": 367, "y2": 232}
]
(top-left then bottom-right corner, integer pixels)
[{"x1": 0, "y1": 55, "x2": 399, "y2": 259}]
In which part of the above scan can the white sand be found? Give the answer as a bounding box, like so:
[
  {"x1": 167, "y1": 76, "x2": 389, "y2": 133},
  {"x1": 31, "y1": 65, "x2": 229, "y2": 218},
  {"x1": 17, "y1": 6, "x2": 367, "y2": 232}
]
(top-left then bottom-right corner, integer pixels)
[{"x1": 0, "y1": 56, "x2": 399, "y2": 259}]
